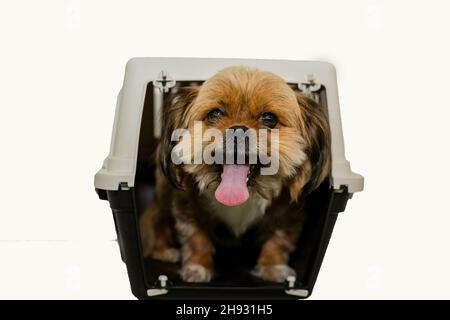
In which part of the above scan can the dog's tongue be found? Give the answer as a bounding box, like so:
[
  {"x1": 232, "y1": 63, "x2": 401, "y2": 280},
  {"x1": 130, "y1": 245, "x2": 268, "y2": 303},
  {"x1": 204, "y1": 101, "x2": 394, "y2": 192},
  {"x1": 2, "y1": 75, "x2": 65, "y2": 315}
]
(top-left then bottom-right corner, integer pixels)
[{"x1": 215, "y1": 165, "x2": 250, "y2": 206}]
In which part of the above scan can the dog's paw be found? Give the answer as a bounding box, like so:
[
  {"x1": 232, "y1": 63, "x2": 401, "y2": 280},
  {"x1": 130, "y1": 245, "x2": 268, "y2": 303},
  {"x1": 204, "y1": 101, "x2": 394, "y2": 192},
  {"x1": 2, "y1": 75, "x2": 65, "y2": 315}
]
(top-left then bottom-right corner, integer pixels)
[
  {"x1": 252, "y1": 264, "x2": 296, "y2": 283},
  {"x1": 180, "y1": 264, "x2": 213, "y2": 283},
  {"x1": 152, "y1": 247, "x2": 180, "y2": 263}
]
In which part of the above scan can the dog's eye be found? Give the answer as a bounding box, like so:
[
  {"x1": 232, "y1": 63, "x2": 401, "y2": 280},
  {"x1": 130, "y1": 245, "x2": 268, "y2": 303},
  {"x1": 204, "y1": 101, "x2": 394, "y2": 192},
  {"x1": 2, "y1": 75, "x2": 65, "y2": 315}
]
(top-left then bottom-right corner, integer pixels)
[
  {"x1": 206, "y1": 108, "x2": 225, "y2": 123},
  {"x1": 260, "y1": 112, "x2": 278, "y2": 128}
]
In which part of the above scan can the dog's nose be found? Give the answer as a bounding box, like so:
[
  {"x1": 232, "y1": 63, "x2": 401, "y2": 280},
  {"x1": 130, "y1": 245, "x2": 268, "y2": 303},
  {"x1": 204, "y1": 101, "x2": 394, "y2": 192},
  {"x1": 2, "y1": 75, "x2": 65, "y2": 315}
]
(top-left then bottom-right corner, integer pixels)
[
  {"x1": 228, "y1": 125, "x2": 249, "y2": 132},
  {"x1": 224, "y1": 125, "x2": 250, "y2": 164}
]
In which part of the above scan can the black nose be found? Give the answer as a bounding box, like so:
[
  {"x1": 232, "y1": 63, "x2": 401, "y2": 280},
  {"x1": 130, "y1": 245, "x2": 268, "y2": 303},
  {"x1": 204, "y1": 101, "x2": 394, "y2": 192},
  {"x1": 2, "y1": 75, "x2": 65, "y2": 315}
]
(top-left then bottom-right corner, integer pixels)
[{"x1": 224, "y1": 125, "x2": 250, "y2": 164}]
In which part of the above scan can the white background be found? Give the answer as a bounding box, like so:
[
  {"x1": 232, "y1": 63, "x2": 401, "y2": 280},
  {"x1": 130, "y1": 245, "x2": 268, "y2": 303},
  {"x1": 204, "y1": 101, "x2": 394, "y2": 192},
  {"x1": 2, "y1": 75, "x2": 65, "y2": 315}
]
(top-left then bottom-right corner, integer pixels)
[{"x1": 0, "y1": 0, "x2": 449, "y2": 299}]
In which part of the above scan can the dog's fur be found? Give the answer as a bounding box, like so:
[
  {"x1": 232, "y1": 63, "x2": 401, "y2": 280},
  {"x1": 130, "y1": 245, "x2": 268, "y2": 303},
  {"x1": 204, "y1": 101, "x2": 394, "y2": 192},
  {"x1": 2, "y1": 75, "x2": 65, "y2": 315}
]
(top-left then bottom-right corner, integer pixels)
[{"x1": 139, "y1": 66, "x2": 331, "y2": 283}]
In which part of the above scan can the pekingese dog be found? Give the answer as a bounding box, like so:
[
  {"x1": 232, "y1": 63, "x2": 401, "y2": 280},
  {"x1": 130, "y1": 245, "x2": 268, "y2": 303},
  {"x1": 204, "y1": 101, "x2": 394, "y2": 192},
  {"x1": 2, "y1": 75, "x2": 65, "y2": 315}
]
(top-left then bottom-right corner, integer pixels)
[{"x1": 139, "y1": 66, "x2": 331, "y2": 283}]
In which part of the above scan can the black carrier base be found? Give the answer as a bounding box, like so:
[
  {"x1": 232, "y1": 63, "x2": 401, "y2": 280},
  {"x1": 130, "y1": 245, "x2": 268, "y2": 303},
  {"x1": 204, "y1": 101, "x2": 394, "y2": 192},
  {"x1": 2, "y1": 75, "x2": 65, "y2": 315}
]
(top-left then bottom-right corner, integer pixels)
[{"x1": 96, "y1": 181, "x2": 349, "y2": 300}]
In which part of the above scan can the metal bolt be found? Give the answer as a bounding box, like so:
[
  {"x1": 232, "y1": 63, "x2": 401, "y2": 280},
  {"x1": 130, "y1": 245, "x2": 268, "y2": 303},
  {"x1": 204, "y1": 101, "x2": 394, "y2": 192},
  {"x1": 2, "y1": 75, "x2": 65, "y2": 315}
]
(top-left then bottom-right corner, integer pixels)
[
  {"x1": 286, "y1": 275, "x2": 296, "y2": 288},
  {"x1": 158, "y1": 275, "x2": 168, "y2": 288}
]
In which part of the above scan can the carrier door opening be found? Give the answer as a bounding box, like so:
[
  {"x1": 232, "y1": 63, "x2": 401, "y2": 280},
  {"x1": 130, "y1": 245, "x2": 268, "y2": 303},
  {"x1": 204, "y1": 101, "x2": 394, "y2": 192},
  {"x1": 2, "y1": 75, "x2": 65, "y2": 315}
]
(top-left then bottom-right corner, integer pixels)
[{"x1": 135, "y1": 80, "x2": 332, "y2": 291}]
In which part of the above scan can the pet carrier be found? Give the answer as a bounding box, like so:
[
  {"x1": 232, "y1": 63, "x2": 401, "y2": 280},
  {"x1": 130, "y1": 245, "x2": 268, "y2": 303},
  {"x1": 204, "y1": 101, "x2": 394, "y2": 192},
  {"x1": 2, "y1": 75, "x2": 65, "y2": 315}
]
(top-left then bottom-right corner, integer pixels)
[{"x1": 94, "y1": 58, "x2": 363, "y2": 299}]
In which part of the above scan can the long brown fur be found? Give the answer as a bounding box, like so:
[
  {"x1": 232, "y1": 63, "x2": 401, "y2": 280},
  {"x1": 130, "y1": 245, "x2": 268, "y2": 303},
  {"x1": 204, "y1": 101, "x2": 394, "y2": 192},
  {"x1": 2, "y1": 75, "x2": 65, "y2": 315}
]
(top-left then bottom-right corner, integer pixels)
[{"x1": 140, "y1": 66, "x2": 331, "y2": 283}]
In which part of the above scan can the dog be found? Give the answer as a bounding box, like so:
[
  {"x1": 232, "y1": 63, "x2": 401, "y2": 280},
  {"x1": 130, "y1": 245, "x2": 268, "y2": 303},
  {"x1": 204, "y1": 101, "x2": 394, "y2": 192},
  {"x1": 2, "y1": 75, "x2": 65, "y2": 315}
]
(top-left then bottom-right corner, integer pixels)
[{"x1": 139, "y1": 66, "x2": 331, "y2": 283}]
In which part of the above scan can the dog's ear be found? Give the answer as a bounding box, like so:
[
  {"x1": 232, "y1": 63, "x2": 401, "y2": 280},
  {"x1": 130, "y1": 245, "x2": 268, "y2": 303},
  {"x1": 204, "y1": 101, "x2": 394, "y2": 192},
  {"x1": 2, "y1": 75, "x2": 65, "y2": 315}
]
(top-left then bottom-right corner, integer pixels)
[
  {"x1": 289, "y1": 94, "x2": 331, "y2": 201},
  {"x1": 157, "y1": 87, "x2": 199, "y2": 188}
]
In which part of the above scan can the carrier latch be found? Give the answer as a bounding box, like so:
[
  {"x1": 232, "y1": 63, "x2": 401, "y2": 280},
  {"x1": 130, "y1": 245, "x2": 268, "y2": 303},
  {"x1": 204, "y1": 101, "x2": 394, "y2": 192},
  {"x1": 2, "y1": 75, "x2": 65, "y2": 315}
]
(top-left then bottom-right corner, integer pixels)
[
  {"x1": 284, "y1": 276, "x2": 309, "y2": 297},
  {"x1": 153, "y1": 70, "x2": 176, "y2": 138},
  {"x1": 298, "y1": 74, "x2": 322, "y2": 103},
  {"x1": 153, "y1": 70, "x2": 176, "y2": 93},
  {"x1": 147, "y1": 274, "x2": 169, "y2": 297}
]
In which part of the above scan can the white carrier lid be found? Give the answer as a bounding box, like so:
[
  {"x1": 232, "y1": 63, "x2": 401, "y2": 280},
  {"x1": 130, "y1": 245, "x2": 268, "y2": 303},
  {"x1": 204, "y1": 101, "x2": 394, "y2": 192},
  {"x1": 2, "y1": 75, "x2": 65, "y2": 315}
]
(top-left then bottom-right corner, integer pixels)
[{"x1": 94, "y1": 58, "x2": 363, "y2": 193}]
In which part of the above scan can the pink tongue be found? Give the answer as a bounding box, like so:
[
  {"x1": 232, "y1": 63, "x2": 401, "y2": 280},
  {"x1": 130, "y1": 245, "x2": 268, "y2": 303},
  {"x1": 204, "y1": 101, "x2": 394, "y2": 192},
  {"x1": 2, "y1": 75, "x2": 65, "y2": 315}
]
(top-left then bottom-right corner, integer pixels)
[{"x1": 215, "y1": 165, "x2": 250, "y2": 206}]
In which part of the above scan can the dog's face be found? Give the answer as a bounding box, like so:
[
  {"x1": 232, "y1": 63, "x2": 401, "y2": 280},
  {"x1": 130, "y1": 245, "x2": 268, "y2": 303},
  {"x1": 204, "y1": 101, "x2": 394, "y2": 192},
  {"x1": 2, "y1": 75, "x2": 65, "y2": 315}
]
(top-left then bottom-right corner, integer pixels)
[{"x1": 159, "y1": 67, "x2": 331, "y2": 205}]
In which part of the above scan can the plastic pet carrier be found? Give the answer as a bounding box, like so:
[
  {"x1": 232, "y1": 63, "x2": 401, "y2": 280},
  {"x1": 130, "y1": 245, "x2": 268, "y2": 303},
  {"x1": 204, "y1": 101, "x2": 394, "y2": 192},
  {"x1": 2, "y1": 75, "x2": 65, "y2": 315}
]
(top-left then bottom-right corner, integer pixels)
[{"x1": 94, "y1": 58, "x2": 363, "y2": 299}]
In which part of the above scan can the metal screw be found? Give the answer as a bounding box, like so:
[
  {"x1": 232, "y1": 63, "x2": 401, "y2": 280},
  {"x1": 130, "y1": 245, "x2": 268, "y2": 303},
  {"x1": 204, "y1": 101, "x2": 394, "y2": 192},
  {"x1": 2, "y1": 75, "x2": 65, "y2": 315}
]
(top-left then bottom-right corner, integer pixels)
[
  {"x1": 286, "y1": 275, "x2": 296, "y2": 288},
  {"x1": 158, "y1": 275, "x2": 168, "y2": 288}
]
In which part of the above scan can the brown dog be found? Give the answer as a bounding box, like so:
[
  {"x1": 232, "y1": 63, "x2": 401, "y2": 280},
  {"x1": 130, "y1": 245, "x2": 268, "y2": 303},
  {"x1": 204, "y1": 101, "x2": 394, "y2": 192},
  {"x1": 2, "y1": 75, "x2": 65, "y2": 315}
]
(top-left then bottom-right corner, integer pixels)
[{"x1": 139, "y1": 66, "x2": 331, "y2": 283}]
